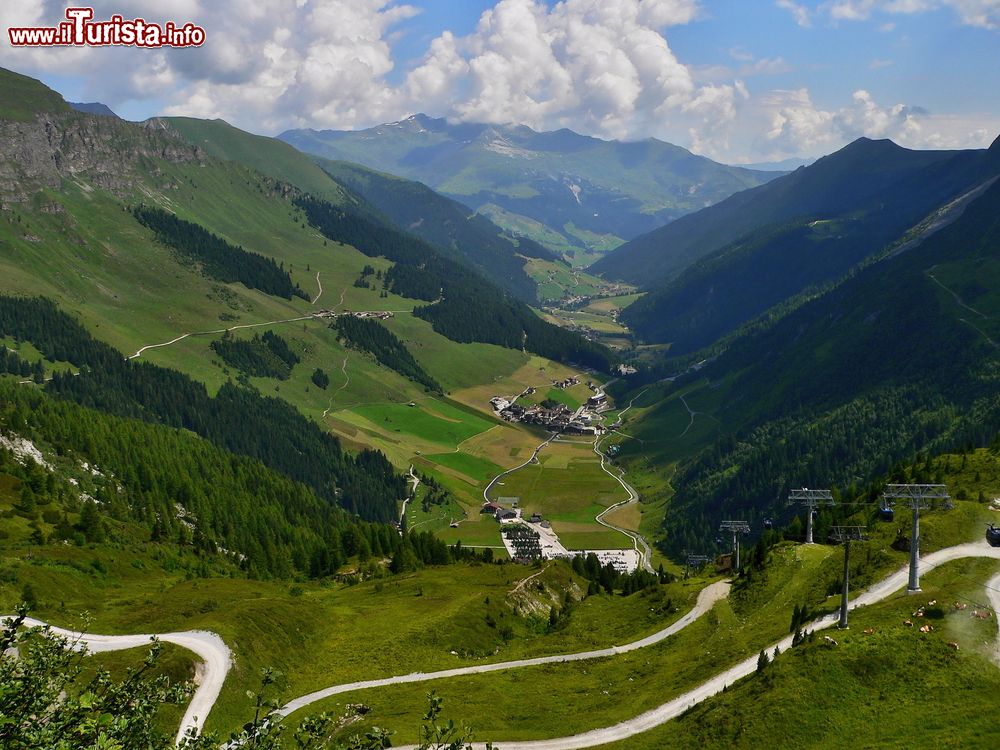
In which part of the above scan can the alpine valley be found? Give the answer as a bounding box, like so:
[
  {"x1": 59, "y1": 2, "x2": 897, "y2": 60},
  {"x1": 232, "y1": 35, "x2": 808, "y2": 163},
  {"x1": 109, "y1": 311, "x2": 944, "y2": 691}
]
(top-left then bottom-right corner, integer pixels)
[{"x1": 4, "y1": 58, "x2": 1000, "y2": 750}]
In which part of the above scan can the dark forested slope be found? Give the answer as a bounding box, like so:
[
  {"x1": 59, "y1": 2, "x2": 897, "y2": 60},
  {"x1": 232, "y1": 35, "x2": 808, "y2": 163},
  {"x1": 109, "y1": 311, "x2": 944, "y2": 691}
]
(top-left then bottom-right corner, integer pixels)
[
  {"x1": 640, "y1": 155, "x2": 1000, "y2": 553},
  {"x1": 595, "y1": 138, "x2": 992, "y2": 290}
]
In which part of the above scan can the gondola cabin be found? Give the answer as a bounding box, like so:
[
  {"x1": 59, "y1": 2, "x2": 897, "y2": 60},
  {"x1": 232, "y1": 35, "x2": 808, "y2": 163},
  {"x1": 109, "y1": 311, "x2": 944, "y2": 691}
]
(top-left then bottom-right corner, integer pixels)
[
  {"x1": 763, "y1": 518, "x2": 774, "y2": 530},
  {"x1": 878, "y1": 502, "x2": 894, "y2": 522},
  {"x1": 987, "y1": 524, "x2": 1000, "y2": 548}
]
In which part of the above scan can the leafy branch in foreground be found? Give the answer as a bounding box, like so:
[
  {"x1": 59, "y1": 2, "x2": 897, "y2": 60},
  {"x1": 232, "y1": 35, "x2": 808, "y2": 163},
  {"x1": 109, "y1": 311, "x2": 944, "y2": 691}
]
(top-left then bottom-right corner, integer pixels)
[
  {"x1": 0, "y1": 608, "x2": 191, "y2": 750},
  {"x1": 0, "y1": 610, "x2": 493, "y2": 750}
]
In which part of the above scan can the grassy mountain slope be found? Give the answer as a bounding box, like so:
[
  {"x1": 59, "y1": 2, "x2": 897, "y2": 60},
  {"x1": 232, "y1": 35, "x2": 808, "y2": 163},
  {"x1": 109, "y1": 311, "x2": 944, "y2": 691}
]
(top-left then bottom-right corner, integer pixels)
[
  {"x1": 626, "y1": 153, "x2": 1000, "y2": 552},
  {"x1": 0, "y1": 68, "x2": 69, "y2": 121},
  {"x1": 314, "y1": 158, "x2": 558, "y2": 301},
  {"x1": 593, "y1": 138, "x2": 988, "y2": 289},
  {"x1": 156, "y1": 116, "x2": 353, "y2": 206},
  {"x1": 0, "y1": 67, "x2": 613, "y2": 551},
  {"x1": 279, "y1": 114, "x2": 780, "y2": 264},
  {"x1": 161, "y1": 116, "x2": 570, "y2": 303}
]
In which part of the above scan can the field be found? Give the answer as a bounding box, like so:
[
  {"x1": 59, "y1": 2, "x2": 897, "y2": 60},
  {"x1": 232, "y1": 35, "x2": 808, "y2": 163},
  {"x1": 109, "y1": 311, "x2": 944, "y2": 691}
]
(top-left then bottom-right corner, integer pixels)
[
  {"x1": 6, "y1": 425, "x2": 1000, "y2": 746},
  {"x1": 348, "y1": 400, "x2": 495, "y2": 448},
  {"x1": 583, "y1": 294, "x2": 644, "y2": 314},
  {"x1": 525, "y1": 259, "x2": 610, "y2": 301},
  {"x1": 486, "y1": 438, "x2": 634, "y2": 550}
]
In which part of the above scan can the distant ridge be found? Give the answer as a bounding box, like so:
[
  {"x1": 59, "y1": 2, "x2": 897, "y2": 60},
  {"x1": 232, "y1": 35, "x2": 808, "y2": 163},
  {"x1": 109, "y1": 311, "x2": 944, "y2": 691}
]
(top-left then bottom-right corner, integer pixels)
[
  {"x1": 592, "y1": 137, "x2": 985, "y2": 288},
  {"x1": 69, "y1": 101, "x2": 119, "y2": 119},
  {"x1": 278, "y1": 114, "x2": 781, "y2": 264}
]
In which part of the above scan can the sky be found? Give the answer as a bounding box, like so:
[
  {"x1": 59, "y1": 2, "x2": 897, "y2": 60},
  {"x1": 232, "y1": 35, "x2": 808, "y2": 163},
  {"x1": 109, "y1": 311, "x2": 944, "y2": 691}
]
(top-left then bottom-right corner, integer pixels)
[{"x1": 2, "y1": 0, "x2": 999, "y2": 163}]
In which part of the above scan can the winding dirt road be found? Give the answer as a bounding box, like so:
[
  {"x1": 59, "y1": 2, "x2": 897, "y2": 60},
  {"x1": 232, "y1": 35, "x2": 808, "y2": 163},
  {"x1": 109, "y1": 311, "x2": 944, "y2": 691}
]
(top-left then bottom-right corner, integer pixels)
[
  {"x1": 4, "y1": 616, "x2": 231, "y2": 745},
  {"x1": 275, "y1": 579, "x2": 731, "y2": 719},
  {"x1": 393, "y1": 540, "x2": 1000, "y2": 750},
  {"x1": 10, "y1": 541, "x2": 1000, "y2": 747},
  {"x1": 321, "y1": 355, "x2": 350, "y2": 419},
  {"x1": 127, "y1": 315, "x2": 314, "y2": 360},
  {"x1": 482, "y1": 432, "x2": 559, "y2": 503},
  {"x1": 592, "y1": 388, "x2": 654, "y2": 572},
  {"x1": 311, "y1": 271, "x2": 323, "y2": 304}
]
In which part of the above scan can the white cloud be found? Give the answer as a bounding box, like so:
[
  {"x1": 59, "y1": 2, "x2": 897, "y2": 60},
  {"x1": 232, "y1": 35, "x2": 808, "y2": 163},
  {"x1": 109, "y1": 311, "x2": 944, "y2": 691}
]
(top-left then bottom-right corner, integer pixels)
[
  {"x1": 402, "y1": 0, "x2": 726, "y2": 141},
  {"x1": 754, "y1": 85, "x2": 992, "y2": 158},
  {"x1": 823, "y1": 0, "x2": 1000, "y2": 28},
  {"x1": 1, "y1": 0, "x2": 996, "y2": 163},
  {"x1": 1, "y1": 0, "x2": 729, "y2": 140},
  {"x1": 776, "y1": 0, "x2": 813, "y2": 26},
  {"x1": 1, "y1": 0, "x2": 420, "y2": 131},
  {"x1": 739, "y1": 57, "x2": 794, "y2": 76}
]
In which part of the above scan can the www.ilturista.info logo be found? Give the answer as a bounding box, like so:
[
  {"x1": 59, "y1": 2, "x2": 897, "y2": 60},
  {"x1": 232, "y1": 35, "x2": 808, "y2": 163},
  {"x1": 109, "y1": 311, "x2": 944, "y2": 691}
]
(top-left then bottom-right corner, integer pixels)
[{"x1": 8, "y1": 7, "x2": 206, "y2": 48}]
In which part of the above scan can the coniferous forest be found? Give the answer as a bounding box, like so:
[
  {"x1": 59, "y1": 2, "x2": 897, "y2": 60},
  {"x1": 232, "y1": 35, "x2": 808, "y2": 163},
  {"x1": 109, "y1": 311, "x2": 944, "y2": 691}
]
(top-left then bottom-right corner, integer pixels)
[
  {"x1": 132, "y1": 205, "x2": 309, "y2": 301},
  {"x1": 0, "y1": 296, "x2": 403, "y2": 524},
  {"x1": 211, "y1": 330, "x2": 300, "y2": 379},
  {"x1": 333, "y1": 315, "x2": 441, "y2": 392}
]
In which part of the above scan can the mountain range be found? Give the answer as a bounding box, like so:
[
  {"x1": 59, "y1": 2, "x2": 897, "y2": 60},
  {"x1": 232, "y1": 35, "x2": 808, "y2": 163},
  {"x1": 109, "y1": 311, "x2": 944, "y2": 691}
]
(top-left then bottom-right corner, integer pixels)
[
  {"x1": 278, "y1": 114, "x2": 780, "y2": 265},
  {"x1": 0, "y1": 66, "x2": 610, "y2": 529},
  {"x1": 7, "y1": 60, "x2": 1000, "y2": 569}
]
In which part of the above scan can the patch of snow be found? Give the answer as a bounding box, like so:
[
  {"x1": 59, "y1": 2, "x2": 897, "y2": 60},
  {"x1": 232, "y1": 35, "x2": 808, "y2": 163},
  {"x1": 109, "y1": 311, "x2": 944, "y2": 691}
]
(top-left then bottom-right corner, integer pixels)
[
  {"x1": 483, "y1": 136, "x2": 536, "y2": 159},
  {"x1": 567, "y1": 183, "x2": 582, "y2": 204}
]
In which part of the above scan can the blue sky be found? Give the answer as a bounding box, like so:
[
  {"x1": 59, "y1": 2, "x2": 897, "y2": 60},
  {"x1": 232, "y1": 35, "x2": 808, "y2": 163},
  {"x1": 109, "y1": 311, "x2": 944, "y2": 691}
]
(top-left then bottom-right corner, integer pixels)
[{"x1": 1, "y1": 1, "x2": 998, "y2": 162}]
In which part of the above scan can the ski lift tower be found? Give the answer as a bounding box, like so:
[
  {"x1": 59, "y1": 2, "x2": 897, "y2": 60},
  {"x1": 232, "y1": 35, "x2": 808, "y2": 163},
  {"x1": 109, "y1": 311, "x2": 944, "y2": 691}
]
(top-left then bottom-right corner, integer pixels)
[
  {"x1": 882, "y1": 483, "x2": 951, "y2": 592},
  {"x1": 719, "y1": 520, "x2": 751, "y2": 570},
  {"x1": 788, "y1": 488, "x2": 834, "y2": 544},
  {"x1": 830, "y1": 525, "x2": 868, "y2": 629}
]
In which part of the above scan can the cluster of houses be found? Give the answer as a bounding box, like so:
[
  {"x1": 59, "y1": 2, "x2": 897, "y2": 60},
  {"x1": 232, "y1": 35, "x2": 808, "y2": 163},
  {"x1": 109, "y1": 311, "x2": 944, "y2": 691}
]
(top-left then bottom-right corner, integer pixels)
[
  {"x1": 480, "y1": 500, "x2": 520, "y2": 523},
  {"x1": 587, "y1": 390, "x2": 608, "y2": 408},
  {"x1": 488, "y1": 377, "x2": 613, "y2": 436},
  {"x1": 482, "y1": 499, "x2": 640, "y2": 571},
  {"x1": 481, "y1": 500, "x2": 552, "y2": 531},
  {"x1": 310, "y1": 309, "x2": 394, "y2": 320},
  {"x1": 490, "y1": 400, "x2": 606, "y2": 435},
  {"x1": 552, "y1": 376, "x2": 580, "y2": 389}
]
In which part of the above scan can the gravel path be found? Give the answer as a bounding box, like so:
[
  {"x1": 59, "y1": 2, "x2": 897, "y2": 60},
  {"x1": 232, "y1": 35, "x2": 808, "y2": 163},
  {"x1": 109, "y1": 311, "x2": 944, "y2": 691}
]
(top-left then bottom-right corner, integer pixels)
[
  {"x1": 395, "y1": 540, "x2": 1000, "y2": 750},
  {"x1": 592, "y1": 387, "x2": 654, "y2": 572},
  {"x1": 988, "y1": 569, "x2": 1000, "y2": 667},
  {"x1": 275, "y1": 580, "x2": 731, "y2": 719},
  {"x1": 312, "y1": 271, "x2": 323, "y2": 304},
  {"x1": 6, "y1": 616, "x2": 231, "y2": 745},
  {"x1": 127, "y1": 315, "x2": 313, "y2": 360},
  {"x1": 11, "y1": 541, "x2": 1000, "y2": 748}
]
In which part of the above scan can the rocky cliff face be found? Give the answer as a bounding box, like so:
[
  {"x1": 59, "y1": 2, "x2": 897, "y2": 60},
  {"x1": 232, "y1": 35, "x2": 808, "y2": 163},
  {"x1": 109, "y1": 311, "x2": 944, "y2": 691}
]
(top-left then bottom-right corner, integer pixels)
[{"x1": 0, "y1": 111, "x2": 202, "y2": 205}]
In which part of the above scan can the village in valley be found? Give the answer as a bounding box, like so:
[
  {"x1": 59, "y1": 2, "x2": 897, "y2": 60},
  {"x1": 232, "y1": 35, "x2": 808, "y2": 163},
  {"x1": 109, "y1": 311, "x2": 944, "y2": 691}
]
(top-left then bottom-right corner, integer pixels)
[
  {"x1": 478, "y1": 376, "x2": 640, "y2": 574},
  {"x1": 489, "y1": 376, "x2": 611, "y2": 435}
]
